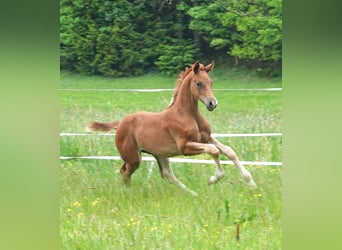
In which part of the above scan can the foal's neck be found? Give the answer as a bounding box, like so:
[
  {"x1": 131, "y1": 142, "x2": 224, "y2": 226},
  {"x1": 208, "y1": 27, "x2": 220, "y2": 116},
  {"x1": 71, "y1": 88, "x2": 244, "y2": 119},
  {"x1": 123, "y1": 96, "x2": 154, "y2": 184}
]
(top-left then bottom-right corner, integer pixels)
[{"x1": 174, "y1": 76, "x2": 199, "y2": 118}]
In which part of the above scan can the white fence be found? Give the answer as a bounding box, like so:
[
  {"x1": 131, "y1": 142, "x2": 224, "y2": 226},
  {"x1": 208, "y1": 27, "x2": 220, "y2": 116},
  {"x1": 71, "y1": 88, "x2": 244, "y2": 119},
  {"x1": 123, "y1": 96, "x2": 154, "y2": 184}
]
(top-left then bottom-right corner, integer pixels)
[
  {"x1": 60, "y1": 87, "x2": 282, "y2": 166},
  {"x1": 60, "y1": 132, "x2": 282, "y2": 166},
  {"x1": 60, "y1": 88, "x2": 282, "y2": 92}
]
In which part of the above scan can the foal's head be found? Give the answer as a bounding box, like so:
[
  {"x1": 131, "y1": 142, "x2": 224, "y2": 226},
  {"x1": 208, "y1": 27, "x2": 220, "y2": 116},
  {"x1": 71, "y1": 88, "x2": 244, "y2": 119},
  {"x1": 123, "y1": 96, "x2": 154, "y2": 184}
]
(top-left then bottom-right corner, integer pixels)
[{"x1": 189, "y1": 61, "x2": 217, "y2": 111}]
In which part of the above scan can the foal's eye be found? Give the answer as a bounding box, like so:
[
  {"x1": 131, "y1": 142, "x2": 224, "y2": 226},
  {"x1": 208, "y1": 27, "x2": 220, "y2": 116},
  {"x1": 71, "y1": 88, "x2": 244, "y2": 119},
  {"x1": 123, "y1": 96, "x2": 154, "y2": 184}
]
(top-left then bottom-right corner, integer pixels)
[{"x1": 196, "y1": 82, "x2": 203, "y2": 89}]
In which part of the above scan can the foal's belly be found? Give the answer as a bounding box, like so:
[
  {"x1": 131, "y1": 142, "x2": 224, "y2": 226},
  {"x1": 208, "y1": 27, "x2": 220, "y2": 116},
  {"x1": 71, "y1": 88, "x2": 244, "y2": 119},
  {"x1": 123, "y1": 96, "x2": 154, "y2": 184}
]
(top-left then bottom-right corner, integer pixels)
[
  {"x1": 138, "y1": 132, "x2": 181, "y2": 157},
  {"x1": 125, "y1": 111, "x2": 210, "y2": 157}
]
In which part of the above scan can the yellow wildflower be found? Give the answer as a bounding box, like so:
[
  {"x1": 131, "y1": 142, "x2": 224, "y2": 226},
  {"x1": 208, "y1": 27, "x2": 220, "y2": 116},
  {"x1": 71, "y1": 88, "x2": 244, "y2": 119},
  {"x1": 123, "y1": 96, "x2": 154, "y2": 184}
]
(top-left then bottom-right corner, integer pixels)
[
  {"x1": 92, "y1": 197, "x2": 100, "y2": 206},
  {"x1": 73, "y1": 201, "x2": 81, "y2": 207}
]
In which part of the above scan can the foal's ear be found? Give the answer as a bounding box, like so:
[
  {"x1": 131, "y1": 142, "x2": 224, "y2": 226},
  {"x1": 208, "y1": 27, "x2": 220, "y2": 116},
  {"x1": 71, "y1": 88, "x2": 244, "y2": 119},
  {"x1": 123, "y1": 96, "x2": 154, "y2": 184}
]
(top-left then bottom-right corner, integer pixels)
[
  {"x1": 192, "y1": 61, "x2": 200, "y2": 74},
  {"x1": 204, "y1": 60, "x2": 215, "y2": 72}
]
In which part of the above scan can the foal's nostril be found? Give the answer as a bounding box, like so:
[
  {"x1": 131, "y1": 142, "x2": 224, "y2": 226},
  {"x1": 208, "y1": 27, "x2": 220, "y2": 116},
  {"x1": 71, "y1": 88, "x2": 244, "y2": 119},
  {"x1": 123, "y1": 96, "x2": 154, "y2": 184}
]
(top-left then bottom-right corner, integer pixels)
[{"x1": 207, "y1": 99, "x2": 217, "y2": 111}]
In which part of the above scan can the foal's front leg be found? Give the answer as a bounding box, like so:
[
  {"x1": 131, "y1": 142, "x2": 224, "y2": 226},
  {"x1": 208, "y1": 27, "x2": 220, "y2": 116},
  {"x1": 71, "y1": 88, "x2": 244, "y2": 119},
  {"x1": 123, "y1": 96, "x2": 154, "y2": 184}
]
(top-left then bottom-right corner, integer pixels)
[
  {"x1": 182, "y1": 141, "x2": 225, "y2": 185},
  {"x1": 209, "y1": 137, "x2": 257, "y2": 188}
]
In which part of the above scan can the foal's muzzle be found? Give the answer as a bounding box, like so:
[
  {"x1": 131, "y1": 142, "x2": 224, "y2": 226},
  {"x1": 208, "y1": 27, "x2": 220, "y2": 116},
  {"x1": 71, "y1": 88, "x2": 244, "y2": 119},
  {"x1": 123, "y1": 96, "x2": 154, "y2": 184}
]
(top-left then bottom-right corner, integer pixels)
[{"x1": 205, "y1": 97, "x2": 217, "y2": 111}]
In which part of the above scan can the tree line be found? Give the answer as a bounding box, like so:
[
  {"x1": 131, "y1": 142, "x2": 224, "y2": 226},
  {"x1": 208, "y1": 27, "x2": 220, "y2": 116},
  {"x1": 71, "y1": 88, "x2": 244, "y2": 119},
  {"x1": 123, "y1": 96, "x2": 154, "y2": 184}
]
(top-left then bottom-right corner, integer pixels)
[{"x1": 60, "y1": 0, "x2": 282, "y2": 77}]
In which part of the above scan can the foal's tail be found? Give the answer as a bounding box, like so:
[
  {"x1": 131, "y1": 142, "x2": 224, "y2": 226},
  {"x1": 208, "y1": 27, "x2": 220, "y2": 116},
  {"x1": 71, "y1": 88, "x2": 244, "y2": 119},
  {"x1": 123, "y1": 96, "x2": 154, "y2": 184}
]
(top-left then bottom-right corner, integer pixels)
[{"x1": 88, "y1": 121, "x2": 120, "y2": 132}]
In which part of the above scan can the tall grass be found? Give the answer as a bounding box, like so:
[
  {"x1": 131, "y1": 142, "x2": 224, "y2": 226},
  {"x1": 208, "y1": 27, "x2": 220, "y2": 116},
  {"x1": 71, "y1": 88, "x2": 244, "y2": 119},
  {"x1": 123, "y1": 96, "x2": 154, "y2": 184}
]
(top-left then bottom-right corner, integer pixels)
[{"x1": 60, "y1": 72, "x2": 282, "y2": 249}]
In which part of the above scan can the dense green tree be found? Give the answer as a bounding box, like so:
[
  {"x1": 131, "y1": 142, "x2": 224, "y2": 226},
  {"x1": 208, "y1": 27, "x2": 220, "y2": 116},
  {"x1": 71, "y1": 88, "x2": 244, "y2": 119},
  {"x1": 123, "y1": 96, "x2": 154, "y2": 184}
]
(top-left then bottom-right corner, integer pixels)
[
  {"x1": 61, "y1": 0, "x2": 159, "y2": 76},
  {"x1": 187, "y1": 0, "x2": 282, "y2": 75},
  {"x1": 154, "y1": 1, "x2": 200, "y2": 74},
  {"x1": 60, "y1": 0, "x2": 282, "y2": 77}
]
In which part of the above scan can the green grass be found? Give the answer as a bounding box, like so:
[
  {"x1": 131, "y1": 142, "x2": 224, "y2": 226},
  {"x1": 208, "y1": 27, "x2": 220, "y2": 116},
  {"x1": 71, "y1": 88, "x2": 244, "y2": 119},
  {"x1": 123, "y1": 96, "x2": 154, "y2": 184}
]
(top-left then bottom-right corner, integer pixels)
[
  {"x1": 60, "y1": 71, "x2": 282, "y2": 249},
  {"x1": 60, "y1": 65, "x2": 281, "y2": 90}
]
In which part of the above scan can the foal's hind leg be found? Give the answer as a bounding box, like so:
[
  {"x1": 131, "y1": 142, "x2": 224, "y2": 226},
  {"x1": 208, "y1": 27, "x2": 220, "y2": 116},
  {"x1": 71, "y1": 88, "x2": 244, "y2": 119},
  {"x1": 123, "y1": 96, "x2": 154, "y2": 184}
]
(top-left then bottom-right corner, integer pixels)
[
  {"x1": 120, "y1": 161, "x2": 140, "y2": 186},
  {"x1": 154, "y1": 155, "x2": 198, "y2": 196},
  {"x1": 116, "y1": 136, "x2": 141, "y2": 186},
  {"x1": 209, "y1": 137, "x2": 257, "y2": 188}
]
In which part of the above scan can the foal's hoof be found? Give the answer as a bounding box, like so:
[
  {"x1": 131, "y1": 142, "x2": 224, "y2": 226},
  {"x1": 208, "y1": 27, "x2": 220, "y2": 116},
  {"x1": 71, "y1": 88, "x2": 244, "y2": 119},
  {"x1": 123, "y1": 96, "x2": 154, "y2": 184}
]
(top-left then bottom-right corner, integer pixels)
[
  {"x1": 208, "y1": 176, "x2": 218, "y2": 185},
  {"x1": 249, "y1": 181, "x2": 258, "y2": 189},
  {"x1": 189, "y1": 190, "x2": 198, "y2": 196},
  {"x1": 242, "y1": 172, "x2": 257, "y2": 189},
  {"x1": 208, "y1": 173, "x2": 225, "y2": 185}
]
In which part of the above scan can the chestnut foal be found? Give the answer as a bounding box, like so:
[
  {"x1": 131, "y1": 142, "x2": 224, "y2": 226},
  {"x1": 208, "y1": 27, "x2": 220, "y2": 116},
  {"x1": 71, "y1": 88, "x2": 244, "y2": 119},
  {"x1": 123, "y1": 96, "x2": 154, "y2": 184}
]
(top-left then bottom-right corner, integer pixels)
[{"x1": 89, "y1": 61, "x2": 257, "y2": 195}]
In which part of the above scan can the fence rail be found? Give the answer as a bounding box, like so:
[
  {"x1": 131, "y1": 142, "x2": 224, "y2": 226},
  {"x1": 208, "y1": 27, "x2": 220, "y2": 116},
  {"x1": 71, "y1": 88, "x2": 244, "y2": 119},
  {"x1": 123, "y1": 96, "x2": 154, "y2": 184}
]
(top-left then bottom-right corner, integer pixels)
[
  {"x1": 60, "y1": 132, "x2": 282, "y2": 166},
  {"x1": 60, "y1": 132, "x2": 282, "y2": 137},
  {"x1": 60, "y1": 88, "x2": 282, "y2": 92},
  {"x1": 60, "y1": 155, "x2": 282, "y2": 166}
]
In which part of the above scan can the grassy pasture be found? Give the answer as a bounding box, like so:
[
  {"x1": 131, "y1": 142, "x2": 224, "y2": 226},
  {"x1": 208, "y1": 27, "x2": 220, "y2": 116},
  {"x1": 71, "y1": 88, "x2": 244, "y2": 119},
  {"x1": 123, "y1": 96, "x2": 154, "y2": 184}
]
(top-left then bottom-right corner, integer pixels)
[{"x1": 60, "y1": 71, "x2": 282, "y2": 249}]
